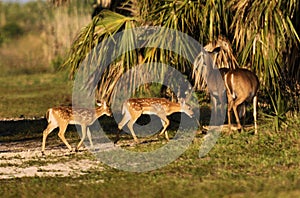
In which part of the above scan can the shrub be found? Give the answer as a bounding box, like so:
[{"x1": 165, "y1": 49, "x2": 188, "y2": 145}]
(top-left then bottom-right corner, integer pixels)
[{"x1": 0, "y1": 22, "x2": 24, "y2": 39}]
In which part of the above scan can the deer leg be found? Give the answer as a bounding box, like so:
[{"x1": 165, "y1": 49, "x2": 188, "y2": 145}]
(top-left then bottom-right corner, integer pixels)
[
  {"x1": 57, "y1": 123, "x2": 72, "y2": 152},
  {"x1": 253, "y1": 95, "x2": 258, "y2": 134},
  {"x1": 118, "y1": 112, "x2": 131, "y2": 130},
  {"x1": 211, "y1": 96, "x2": 218, "y2": 125},
  {"x1": 41, "y1": 122, "x2": 58, "y2": 154},
  {"x1": 116, "y1": 113, "x2": 131, "y2": 143},
  {"x1": 158, "y1": 118, "x2": 166, "y2": 136},
  {"x1": 238, "y1": 103, "x2": 246, "y2": 128},
  {"x1": 227, "y1": 96, "x2": 234, "y2": 133},
  {"x1": 163, "y1": 119, "x2": 170, "y2": 141},
  {"x1": 157, "y1": 114, "x2": 170, "y2": 141},
  {"x1": 220, "y1": 99, "x2": 226, "y2": 125},
  {"x1": 127, "y1": 118, "x2": 140, "y2": 143},
  {"x1": 232, "y1": 97, "x2": 248, "y2": 132},
  {"x1": 114, "y1": 128, "x2": 121, "y2": 144},
  {"x1": 76, "y1": 125, "x2": 87, "y2": 151},
  {"x1": 87, "y1": 127, "x2": 94, "y2": 150}
]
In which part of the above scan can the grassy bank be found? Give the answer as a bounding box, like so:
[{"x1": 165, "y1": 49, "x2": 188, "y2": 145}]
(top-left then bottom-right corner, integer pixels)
[
  {"x1": 0, "y1": 121, "x2": 300, "y2": 197},
  {"x1": 0, "y1": 70, "x2": 72, "y2": 118}
]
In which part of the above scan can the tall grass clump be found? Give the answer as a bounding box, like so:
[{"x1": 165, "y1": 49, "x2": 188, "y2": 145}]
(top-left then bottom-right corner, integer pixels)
[
  {"x1": 0, "y1": 1, "x2": 91, "y2": 74},
  {"x1": 42, "y1": 3, "x2": 91, "y2": 68}
]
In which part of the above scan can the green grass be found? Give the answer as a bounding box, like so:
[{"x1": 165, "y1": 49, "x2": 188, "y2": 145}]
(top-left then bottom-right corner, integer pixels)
[
  {"x1": 0, "y1": 71, "x2": 72, "y2": 118},
  {"x1": 1, "y1": 124, "x2": 300, "y2": 197}
]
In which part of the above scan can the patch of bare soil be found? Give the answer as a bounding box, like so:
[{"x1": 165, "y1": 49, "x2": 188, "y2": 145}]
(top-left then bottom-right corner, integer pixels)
[
  {"x1": 0, "y1": 116, "x2": 243, "y2": 180},
  {"x1": 0, "y1": 138, "x2": 104, "y2": 179}
]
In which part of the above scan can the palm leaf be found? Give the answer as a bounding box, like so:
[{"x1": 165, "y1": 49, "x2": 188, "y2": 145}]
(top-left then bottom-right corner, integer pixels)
[
  {"x1": 230, "y1": 0, "x2": 299, "y2": 85},
  {"x1": 63, "y1": 0, "x2": 300, "y2": 116},
  {"x1": 202, "y1": 0, "x2": 231, "y2": 41}
]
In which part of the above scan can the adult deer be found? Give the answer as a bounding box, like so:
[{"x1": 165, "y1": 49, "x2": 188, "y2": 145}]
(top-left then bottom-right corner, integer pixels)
[
  {"x1": 224, "y1": 69, "x2": 259, "y2": 134},
  {"x1": 203, "y1": 37, "x2": 238, "y2": 124},
  {"x1": 193, "y1": 50, "x2": 229, "y2": 125},
  {"x1": 117, "y1": 98, "x2": 194, "y2": 143},
  {"x1": 41, "y1": 100, "x2": 111, "y2": 155},
  {"x1": 207, "y1": 67, "x2": 229, "y2": 125}
]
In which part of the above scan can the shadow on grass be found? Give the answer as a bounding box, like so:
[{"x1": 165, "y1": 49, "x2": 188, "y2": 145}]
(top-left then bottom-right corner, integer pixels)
[
  {"x1": 0, "y1": 105, "x2": 213, "y2": 143},
  {"x1": 0, "y1": 116, "x2": 116, "y2": 142},
  {"x1": 0, "y1": 119, "x2": 47, "y2": 137}
]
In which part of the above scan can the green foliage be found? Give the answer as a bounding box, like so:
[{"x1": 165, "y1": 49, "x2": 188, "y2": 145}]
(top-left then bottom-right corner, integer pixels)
[
  {"x1": 64, "y1": 10, "x2": 136, "y2": 76},
  {"x1": 0, "y1": 1, "x2": 48, "y2": 33},
  {"x1": 0, "y1": 34, "x2": 3, "y2": 46},
  {"x1": 202, "y1": 0, "x2": 231, "y2": 41},
  {"x1": 0, "y1": 22, "x2": 24, "y2": 39},
  {"x1": 0, "y1": 71, "x2": 72, "y2": 118},
  {"x1": 230, "y1": 0, "x2": 299, "y2": 86},
  {"x1": 263, "y1": 88, "x2": 288, "y2": 131},
  {"x1": 51, "y1": 55, "x2": 65, "y2": 72},
  {"x1": 63, "y1": 0, "x2": 299, "y2": 130}
]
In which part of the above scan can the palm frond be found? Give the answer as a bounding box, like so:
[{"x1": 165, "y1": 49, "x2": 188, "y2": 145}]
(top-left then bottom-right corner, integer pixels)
[
  {"x1": 192, "y1": 51, "x2": 212, "y2": 91},
  {"x1": 202, "y1": 0, "x2": 231, "y2": 42},
  {"x1": 63, "y1": 0, "x2": 300, "y2": 115},
  {"x1": 230, "y1": 0, "x2": 300, "y2": 88},
  {"x1": 63, "y1": 10, "x2": 137, "y2": 77}
]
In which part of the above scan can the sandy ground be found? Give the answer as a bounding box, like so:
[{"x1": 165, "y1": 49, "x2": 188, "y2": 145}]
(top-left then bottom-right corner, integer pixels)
[
  {"x1": 0, "y1": 138, "x2": 105, "y2": 179},
  {"x1": 0, "y1": 117, "x2": 231, "y2": 179}
]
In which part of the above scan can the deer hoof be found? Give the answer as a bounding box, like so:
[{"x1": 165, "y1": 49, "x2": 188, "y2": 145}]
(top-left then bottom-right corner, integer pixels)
[
  {"x1": 68, "y1": 148, "x2": 75, "y2": 153},
  {"x1": 164, "y1": 136, "x2": 170, "y2": 142},
  {"x1": 114, "y1": 135, "x2": 121, "y2": 144},
  {"x1": 134, "y1": 139, "x2": 140, "y2": 144}
]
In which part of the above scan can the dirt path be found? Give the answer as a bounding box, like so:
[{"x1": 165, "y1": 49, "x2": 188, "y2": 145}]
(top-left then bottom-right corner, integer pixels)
[
  {"x1": 0, "y1": 117, "x2": 230, "y2": 179},
  {"x1": 0, "y1": 138, "x2": 104, "y2": 179}
]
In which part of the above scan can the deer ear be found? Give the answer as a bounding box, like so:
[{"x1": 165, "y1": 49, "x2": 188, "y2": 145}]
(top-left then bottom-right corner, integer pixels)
[
  {"x1": 212, "y1": 46, "x2": 221, "y2": 54},
  {"x1": 96, "y1": 100, "x2": 102, "y2": 107}
]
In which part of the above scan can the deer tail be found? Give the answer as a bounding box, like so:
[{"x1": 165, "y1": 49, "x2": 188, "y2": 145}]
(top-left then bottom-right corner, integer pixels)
[
  {"x1": 45, "y1": 109, "x2": 51, "y2": 123},
  {"x1": 224, "y1": 73, "x2": 233, "y2": 96},
  {"x1": 121, "y1": 103, "x2": 126, "y2": 115}
]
